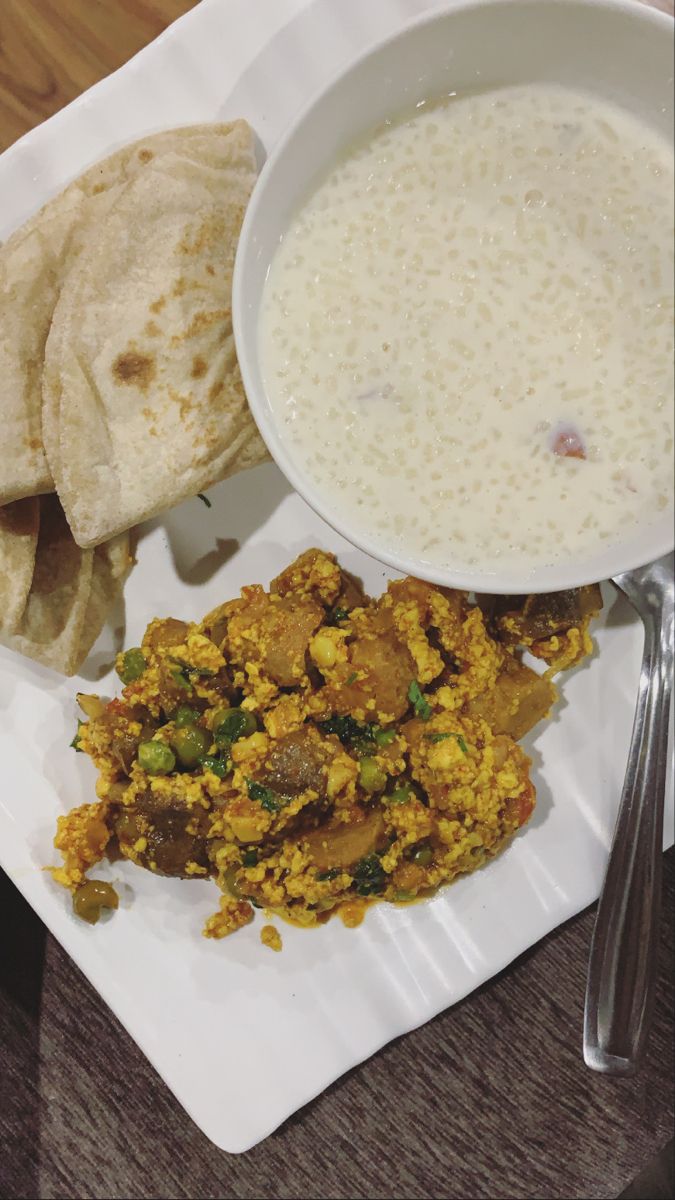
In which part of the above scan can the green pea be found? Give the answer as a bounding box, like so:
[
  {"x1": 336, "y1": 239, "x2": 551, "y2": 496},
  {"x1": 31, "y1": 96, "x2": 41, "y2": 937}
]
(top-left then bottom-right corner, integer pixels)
[
  {"x1": 358, "y1": 757, "x2": 387, "y2": 793},
  {"x1": 200, "y1": 755, "x2": 229, "y2": 779},
  {"x1": 138, "y1": 740, "x2": 176, "y2": 775},
  {"x1": 73, "y1": 880, "x2": 119, "y2": 925},
  {"x1": 117, "y1": 647, "x2": 147, "y2": 684},
  {"x1": 412, "y1": 845, "x2": 433, "y2": 867},
  {"x1": 172, "y1": 725, "x2": 210, "y2": 768},
  {"x1": 387, "y1": 784, "x2": 412, "y2": 805},
  {"x1": 215, "y1": 707, "x2": 257, "y2": 747},
  {"x1": 373, "y1": 727, "x2": 397, "y2": 747},
  {"x1": 174, "y1": 704, "x2": 201, "y2": 728},
  {"x1": 242, "y1": 850, "x2": 259, "y2": 868}
]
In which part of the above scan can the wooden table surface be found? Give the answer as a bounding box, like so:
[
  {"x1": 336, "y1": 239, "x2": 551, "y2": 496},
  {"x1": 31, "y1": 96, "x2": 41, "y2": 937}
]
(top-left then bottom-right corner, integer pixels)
[
  {"x1": 0, "y1": 0, "x2": 197, "y2": 152},
  {"x1": 0, "y1": 2, "x2": 673, "y2": 1198}
]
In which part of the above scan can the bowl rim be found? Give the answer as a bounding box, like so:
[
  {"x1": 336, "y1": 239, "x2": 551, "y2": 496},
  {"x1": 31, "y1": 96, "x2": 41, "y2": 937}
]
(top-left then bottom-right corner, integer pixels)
[{"x1": 233, "y1": 0, "x2": 675, "y2": 594}]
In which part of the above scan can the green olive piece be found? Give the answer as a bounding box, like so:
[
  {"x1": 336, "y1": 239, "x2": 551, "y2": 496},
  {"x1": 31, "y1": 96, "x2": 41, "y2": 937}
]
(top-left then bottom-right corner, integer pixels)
[
  {"x1": 138, "y1": 740, "x2": 176, "y2": 775},
  {"x1": 358, "y1": 757, "x2": 387, "y2": 793},
  {"x1": 172, "y1": 724, "x2": 210, "y2": 768},
  {"x1": 117, "y1": 647, "x2": 147, "y2": 685},
  {"x1": 72, "y1": 880, "x2": 119, "y2": 925},
  {"x1": 214, "y1": 707, "x2": 257, "y2": 747},
  {"x1": 174, "y1": 704, "x2": 201, "y2": 728}
]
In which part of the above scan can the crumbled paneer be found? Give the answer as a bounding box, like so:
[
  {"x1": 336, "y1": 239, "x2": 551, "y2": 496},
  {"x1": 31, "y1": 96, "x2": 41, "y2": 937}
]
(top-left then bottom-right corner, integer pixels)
[
  {"x1": 260, "y1": 924, "x2": 283, "y2": 952},
  {"x1": 52, "y1": 549, "x2": 600, "y2": 945}
]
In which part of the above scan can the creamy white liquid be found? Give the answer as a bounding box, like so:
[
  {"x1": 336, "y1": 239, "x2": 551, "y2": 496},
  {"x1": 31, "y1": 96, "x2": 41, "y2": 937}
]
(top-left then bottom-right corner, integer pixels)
[{"x1": 260, "y1": 84, "x2": 674, "y2": 574}]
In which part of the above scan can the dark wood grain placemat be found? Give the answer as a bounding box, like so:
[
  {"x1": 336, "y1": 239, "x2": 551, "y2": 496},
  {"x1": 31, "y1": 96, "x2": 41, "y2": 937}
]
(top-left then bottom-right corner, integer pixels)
[{"x1": 1, "y1": 851, "x2": 673, "y2": 1200}]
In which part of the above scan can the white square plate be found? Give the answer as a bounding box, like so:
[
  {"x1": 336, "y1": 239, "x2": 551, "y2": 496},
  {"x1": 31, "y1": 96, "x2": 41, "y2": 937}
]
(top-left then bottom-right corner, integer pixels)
[{"x1": 1, "y1": 0, "x2": 672, "y2": 1153}]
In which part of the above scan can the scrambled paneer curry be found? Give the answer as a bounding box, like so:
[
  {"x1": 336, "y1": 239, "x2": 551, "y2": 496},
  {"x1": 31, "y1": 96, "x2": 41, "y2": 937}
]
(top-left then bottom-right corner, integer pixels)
[{"x1": 53, "y1": 550, "x2": 601, "y2": 939}]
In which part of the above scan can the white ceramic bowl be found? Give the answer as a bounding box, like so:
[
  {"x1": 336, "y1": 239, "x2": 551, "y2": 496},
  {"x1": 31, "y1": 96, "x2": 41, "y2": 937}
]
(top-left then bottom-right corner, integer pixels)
[{"x1": 233, "y1": 0, "x2": 674, "y2": 594}]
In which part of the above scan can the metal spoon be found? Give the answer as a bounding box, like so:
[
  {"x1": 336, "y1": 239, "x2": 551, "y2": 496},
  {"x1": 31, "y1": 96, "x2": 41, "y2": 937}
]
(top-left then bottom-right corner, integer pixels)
[{"x1": 584, "y1": 553, "x2": 674, "y2": 1075}]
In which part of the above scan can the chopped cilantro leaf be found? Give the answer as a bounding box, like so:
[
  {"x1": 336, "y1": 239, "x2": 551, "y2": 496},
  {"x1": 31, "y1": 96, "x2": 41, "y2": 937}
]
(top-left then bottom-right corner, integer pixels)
[
  {"x1": 169, "y1": 665, "x2": 191, "y2": 691},
  {"x1": 408, "y1": 680, "x2": 432, "y2": 721},
  {"x1": 352, "y1": 854, "x2": 386, "y2": 897},
  {"x1": 246, "y1": 778, "x2": 281, "y2": 813},
  {"x1": 169, "y1": 656, "x2": 216, "y2": 680},
  {"x1": 346, "y1": 672, "x2": 358, "y2": 686},
  {"x1": 199, "y1": 755, "x2": 229, "y2": 778},
  {"x1": 319, "y1": 715, "x2": 369, "y2": 744},
  {"x1": 316, "y1": 868, "x2": 341, "y2": 882},
  {"x1": 70, "y1": 720, "x2": 84, "y2": 752},
  {"x1": 318, "y1": 714, "x2": 379, "y2": 758},
  {"x1": 424, "y1": 732, "x2": 468, "y2": 753},
  {"x1": 326, "y1": 606, "x2": 349, "y2": 626}
]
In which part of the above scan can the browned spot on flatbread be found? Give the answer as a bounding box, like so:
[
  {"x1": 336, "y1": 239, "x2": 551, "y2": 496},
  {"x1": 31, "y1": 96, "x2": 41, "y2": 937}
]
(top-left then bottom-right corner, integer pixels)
[
  {"x1": 205, "y1": 264, "x2": 215, "y2": 276},
  {"x1": 179, "y1": 214, "x2": 228, "y2": 257},
  {"x1": 169, "y1": 387, "x2": 196, "y2": 422},
  {"x1": 173, "y1": 277, "x2": 188, "y2": 298},
  {"x1": 195, "y1": 421, "x2": 222, "y2": 454},
  {"x1": 113, "y1": 351, "x2": 156, "y2": 391},
  {"x1": 141, "y1": 408, "x2": 159, "y2": 438},
  {"x1": 138, "y1": 149, "x2": 154, "y2": 163},
  {"x1": 24, "y1": 436, "x2": 42, "y2": 451},
  {"x1": 181, "y1": 309, "x2": 230, "y2": 342},
  {"x1": 149, "y1": 296, "x2": 166, "y2": 314},
  {"x1": 144, "y1": 320, "x2": 161, "y2": 337},
  {"x1": 208, "y1": 380, "x2": 224, "y2": 403},
  {"x1": 92, "y1": 182, "x2": 106, "y2": 195},
  {"x1": 192, "y1": 356, "x2": 207, "y2": 380}
]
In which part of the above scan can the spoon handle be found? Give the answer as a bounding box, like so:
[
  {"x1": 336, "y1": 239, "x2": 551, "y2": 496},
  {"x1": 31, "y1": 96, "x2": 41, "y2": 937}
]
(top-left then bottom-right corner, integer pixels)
[{"x1": 583, "y1": 584, "x2": 673, "y2": 1075}]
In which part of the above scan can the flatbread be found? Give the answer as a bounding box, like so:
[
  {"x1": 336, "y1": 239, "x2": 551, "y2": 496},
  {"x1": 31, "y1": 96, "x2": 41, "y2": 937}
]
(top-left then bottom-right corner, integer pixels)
[
  {"x1": 78, "y1": 533, "x2": 134, "y2": 665},
  {"x1": 0, "y1": 497, "x2": 132, "y2": 675},
  {"x1": 0, "y1": 496, "x2": 40, "y2": 634},
  {"x1": 0, "y1": 496, "x2": 94, "y2": 672},
  {"x1": 43, "y1": 119, "x2": 269, "y2": 549},
  {"x1": 0, "y1": 123, "x2": 255, "y2": 505}
]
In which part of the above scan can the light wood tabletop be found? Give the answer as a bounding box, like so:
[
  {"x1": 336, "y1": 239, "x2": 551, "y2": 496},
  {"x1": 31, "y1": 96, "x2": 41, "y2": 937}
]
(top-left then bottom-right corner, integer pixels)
[
  {"x1": 1, "y1": 0, "x2": 672, "y2": 153},
  {"x1": 0, "y1": 0, "x2": 197, "y2": 152}
]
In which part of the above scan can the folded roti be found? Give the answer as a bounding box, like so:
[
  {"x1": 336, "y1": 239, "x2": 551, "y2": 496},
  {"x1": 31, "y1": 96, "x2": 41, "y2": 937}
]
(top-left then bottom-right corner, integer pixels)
[
  {"x1": 0, "y1": 496, "x2": 40, "y2": 634},
  {"x1": 0, "y1": 123, "x2": 255, "y2": 506},
  {"x1": 43, "y1": 118, "x2": 269, "y2": 549},
  {"x1": 0, "y1": 496, "x2": 132, "y2": 675}
]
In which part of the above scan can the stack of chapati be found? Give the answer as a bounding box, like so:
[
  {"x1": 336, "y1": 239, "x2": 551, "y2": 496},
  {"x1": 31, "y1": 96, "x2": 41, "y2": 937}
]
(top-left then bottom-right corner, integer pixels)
[{"x1": 0, "y1": 121, "x2": 268, "y2": 674}]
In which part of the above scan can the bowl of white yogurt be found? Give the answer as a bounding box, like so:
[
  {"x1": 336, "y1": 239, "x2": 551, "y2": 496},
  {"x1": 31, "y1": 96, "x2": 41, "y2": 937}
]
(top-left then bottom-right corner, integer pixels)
[{"x1": 233, "y1": 0, "x2": 674, "y2": 593}]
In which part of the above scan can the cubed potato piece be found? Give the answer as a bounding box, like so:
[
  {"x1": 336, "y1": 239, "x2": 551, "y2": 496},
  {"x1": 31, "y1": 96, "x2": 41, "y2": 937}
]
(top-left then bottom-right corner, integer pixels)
[
  {"x1": 271, "y1": 547, "x2": 368, "y2": 613},
  {"x1": 304, "y1": 809, "x2": 386, "y2": 871},
  {"x1": 467, "y1": 657, "x2": 557, "y2": 739},
  {"x1": 260, "y1": 728, "x2": 340, "y2": 799},
  {"x1": 225, "y1": 587, "x2": 323, "y2": 687}
]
